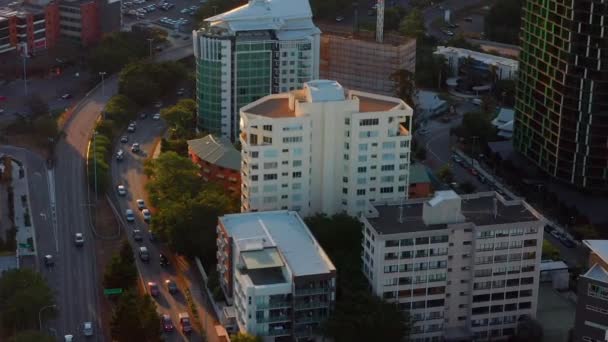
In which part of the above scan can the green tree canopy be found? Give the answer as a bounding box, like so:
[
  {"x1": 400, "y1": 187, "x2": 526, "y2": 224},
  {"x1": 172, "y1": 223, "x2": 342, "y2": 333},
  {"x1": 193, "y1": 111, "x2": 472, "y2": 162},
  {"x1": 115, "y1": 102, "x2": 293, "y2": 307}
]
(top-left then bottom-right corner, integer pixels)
[
  {"x1": 0, "y1": 269, "x2": 55, "y2": 333},
  {"x1": 88, "y1": 31, "x2": 150, "y2": 74},
  {"x1": 118, "y1": 61, "x2": 186, "y2": 106},
  {"x1": 104, "y1": 241, "x2": 137, "y2": 290},
  {"x1": 27, "y1": 94, "x2": 49, "y2": 117},
  {"x1": 10, "y1": 331, "x2": 55, "y2": 342},
  {"x1": 384, "y1": 7, "x2": 407, "y2": 31},
  {"x1": 390, "y1": 69, "x2": 415, "y2": 107},
  {"x1": 231, "y1": 332, "x2": 262, "y2": 342},
  {"x1": 144, "y1": 151, "x2": 202, "y2": 207},
  {"x1": 437, "y1": 164, "x2": 454, "y2": 184},
  {"x1": 111, "y1": 291, "x2": 161, "y2": 342},
  {"x1": 104, "y1": 95, "x2": 138, "y2": 126},
  {"x1": 542, "y1": 240, "x2": 560, "y2": 260},
  {"x1": 452, "y1": 111, "x2": 497, "y2": 145},
  {"x1": 161, "y1": 99, "x2": 197, "y2": 139},
  {"x1": 399, "y1": 9, "x2": 425, "y2": 39},
  {"x1": 484, "y1": 0, "x2": 522, "y2": 44}
]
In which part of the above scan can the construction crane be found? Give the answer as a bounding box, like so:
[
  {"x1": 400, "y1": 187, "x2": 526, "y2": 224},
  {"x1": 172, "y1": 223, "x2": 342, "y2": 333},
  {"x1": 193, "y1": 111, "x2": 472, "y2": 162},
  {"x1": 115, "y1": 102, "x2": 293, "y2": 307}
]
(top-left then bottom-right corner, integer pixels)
[{"x1": 375, "y1": 0, "x2": 384, "y2": 43}]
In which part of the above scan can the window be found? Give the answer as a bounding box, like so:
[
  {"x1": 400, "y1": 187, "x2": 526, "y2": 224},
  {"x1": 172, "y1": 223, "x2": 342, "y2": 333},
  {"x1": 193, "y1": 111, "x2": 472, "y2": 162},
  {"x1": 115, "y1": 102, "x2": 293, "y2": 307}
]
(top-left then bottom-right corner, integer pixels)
[
  {"x1": 283, "y1": 136, "x2": 302, "y2": 143},
  {"x1": 381, "y1": 176, "x2": 394, "y2": 183},
  {"x1": 415, "y1": 237, "x2": 429, "y2": 244},
  {"x1": 382, "y1": 142, "x2": 396, "y2": 149},
  {"x1": 381, "y1": 164, "x2": 395, "y2": 171},
  {"x1": 263, "y1": 162, "x2": 278, "y2": 169},
  {"x1": 358, "y1": 166, "x2": 367, "y2": 173},
  {"x1": 380, "y1": 187, "x2": 394, "y2": 193},
  {"x1": 359, "y1": 131, "x2": 379, "y2": 138},
  {"x1": 430, "y1": 235, "x2": 448, "y2": 243},
  {"x1": 385, "y1": 240, "x2": 399, "y2": 247},
  {"x1": 251, "y1": 175, "x2": 258, "y2": 181},
  {"x1": 356, "y1": 189, "x2": 366, "y2": 196},
  {"x1": 382, "y1": 153, "x2": 395, "y2": 161},
  {"x1": 293, "y1": 160, "x2": 302, "y2": 167},
  {"x1": 262, "y1": 124, "x2": 272, "y2": 131},
  {"x1": 263, "y1": 174, "x2": 277, "y2": 180},
  {"x1": 360, "y1": 118, "x2": 379, "y2": 126},
  {"x1": 359, "y1": 143, "x2": 368, "y2": 151},
  {"x1": 251, "y1": 151, "x2": 259, "y2": 158},
  {"x1": 384, "y1": 265, "x2": 398, "y2": 273},
  {"x1": 292, "y1": 172, "x2": 302, "y2": 178},
  {"x1": 263, "y1": 149, "x2": 278, "y2": 158},
  {"x1": 262, "y1": 136, "x2": 272, "y2": 144}
]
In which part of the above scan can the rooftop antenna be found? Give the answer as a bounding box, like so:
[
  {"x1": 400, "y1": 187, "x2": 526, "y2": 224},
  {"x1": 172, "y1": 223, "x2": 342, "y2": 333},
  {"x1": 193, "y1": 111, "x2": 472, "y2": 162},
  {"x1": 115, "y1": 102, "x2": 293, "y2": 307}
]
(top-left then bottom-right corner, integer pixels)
[
  {"x1": 493, "y1": 197, "x2": 498, "y2": 219},
  {"x1": 398, "y1": 196, "x2": 404, "y2": 223},
  {"x1": 376, "y1": 0, "x2": 384, "y2": 43}
]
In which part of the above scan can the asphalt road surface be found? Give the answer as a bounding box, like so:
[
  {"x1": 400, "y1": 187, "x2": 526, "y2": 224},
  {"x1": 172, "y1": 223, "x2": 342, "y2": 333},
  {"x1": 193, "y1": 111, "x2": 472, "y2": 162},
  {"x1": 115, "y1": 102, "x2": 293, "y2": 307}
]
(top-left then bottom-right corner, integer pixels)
[{"x1": 423, "y1": 0, "x2": 486, "y2": 40}]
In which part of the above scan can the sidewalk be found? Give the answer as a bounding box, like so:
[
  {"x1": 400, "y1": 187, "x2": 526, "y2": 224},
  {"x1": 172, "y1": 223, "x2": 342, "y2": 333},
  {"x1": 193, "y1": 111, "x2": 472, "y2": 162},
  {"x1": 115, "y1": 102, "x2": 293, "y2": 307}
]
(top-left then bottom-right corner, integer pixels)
[{"x1": 8, "y1": 158, "x2": 38, "y2": 257}]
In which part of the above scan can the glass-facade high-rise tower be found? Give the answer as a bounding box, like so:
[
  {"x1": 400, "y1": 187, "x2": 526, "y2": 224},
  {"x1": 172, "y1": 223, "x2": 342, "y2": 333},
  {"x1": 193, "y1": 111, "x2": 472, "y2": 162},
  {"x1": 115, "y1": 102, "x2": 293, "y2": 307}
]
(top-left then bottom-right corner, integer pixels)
[
  {"x1": 514, "y1": 0, "x2": 608, "y2": 191},
  {"x1": 193, "y1": 0, "x2": 320, "y2": 141}
]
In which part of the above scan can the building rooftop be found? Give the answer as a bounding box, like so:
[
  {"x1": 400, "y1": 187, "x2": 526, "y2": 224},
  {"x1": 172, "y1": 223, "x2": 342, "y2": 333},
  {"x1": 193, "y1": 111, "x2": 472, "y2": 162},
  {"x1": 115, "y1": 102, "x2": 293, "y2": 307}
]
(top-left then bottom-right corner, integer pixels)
[
  {"x1": 187, "y1": 134, "x2": 241, "y2": 171},
  {"x1": 203, "y1": 0, "x2": 319, "y2": 37},
  {"x1": 584, "y1": 240, "x2": 608, "y2": 265},
  {"x1": 317, "y1": 22, "x2": 415, "y2": 46},
  {"x1": 246, "y1": 97, "x2": 295, "y2": 118},
  {"x1": 409, "y1": 164, "x2": 431, "y2": 184},
  {"x1": 582, "y1": 263, "x2": 608, "y2": 283},
  {"x1": 434, "y1": 46, "x2": 519, "y2": 69},
  {"x1": 355, "y1": 94, "x2": 401, "y2": 113},
  {"x1": 539, "y1": 260, "x2": 569, "y2": 272},
  {"x1": 367, "y1": 192, "x2": 540, "y2": 235},
  {"x1": 220, "y1": 211, "x2": 335, "y2": 277},
  {"x1": 243, "y1": 267, "x2": 286, "y2": 285},
  {"x1": 304, "y1": 80, "x2": 345, "y2": 102}
]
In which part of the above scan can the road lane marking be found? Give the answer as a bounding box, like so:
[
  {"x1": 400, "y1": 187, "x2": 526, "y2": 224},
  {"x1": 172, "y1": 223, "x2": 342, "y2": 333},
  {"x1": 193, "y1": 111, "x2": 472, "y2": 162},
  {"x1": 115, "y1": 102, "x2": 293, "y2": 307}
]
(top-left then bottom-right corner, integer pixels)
[{"x1": 47, "y1": 170, "x2": 59, "y2": 253}]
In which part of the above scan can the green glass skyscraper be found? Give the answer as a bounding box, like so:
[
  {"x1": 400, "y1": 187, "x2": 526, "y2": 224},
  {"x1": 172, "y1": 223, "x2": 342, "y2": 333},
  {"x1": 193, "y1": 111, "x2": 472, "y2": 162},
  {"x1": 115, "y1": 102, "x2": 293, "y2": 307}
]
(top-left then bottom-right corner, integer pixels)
[{"x1": 514, "y1": 0, "x2": 608, "y2": 191}]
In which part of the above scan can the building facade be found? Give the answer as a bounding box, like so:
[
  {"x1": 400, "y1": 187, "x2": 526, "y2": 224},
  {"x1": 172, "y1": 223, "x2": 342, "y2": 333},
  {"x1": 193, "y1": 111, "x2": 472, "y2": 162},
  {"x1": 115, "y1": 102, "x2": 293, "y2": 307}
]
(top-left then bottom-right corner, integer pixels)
[
  {"x1": 239, "y1": 80, "x2": 413, "y2": 217},
  {"x1": 0, "y1": 1, "x2": 60, "y2": 56},
  {"x1": 187, "y1": 135, "x2": 241, "y2": 195},
  {"x1": 514, "y1": 0, "x2": 608, "y2": 191},
  {"x1": 216, "y1": 211, "x2": 336, "y2": 342},
  {"x1": 58, "y1": 0, "x2": 100, "y2": 46},
  {"x1": 434, "y1": 46, "x2": 519, "y2": 81},
  {"x1": 361, "y1": 191, "x2": 544, "y2": 341},
  {"x1": 573, "y1": 240, "x2": 608, "y2": 342},
  {"x1": 319, "y1": 27, "x2": 416, "y2": 96},
  {"x1": 193, "y1": 0, "x2": 320, "y2": 141}
]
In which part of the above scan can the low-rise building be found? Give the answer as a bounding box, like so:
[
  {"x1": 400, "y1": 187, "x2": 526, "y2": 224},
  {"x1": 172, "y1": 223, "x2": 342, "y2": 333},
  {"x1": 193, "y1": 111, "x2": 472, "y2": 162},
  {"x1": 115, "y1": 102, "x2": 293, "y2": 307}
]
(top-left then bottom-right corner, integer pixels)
[
  {"x1": 492, "y1": 108, "x2": 514, "y2": 139},
  {"x1": 414, "y1": 90, "x2": 448, "y2": 120},
  {"x1": 187, "y1": 135, "x2": 241, "y2": 194},
  {"x1": 216, "y1": 210, "x2": 336, "y2": 341},
  {"x1": 360, "y1": 190, "x2": 544, "y2": 341},
  {"x1": 434, "y1": 46, "x2": 519, "y2": 81},
  {"x1": 239, "y1": 79, "x2": 413, "y2": 217},
  {"x1": 408, "y1": 164, "x2": 432, "y2": 199},
  {"x1": 573, "y1": 240, "x2": 608, "y2": 342}
]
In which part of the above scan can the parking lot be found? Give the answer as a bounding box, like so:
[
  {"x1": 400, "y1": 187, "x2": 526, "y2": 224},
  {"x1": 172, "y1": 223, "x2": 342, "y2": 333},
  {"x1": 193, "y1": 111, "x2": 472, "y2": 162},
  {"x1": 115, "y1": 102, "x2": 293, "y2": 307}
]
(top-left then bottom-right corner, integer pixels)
[{"x1": 122, "y1": 0, "x2": 205, "y2": 36}]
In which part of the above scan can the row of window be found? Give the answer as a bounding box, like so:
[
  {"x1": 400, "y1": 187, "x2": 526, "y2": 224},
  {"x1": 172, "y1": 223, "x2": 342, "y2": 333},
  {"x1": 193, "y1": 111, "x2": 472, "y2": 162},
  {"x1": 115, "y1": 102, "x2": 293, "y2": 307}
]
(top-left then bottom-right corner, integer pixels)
[
  {"x1": 588, "y1": 283, "x2": 608, "y2": 301},
  {"x1": 474, "y1": 265, "x2": 535, "y2": 277},
  {"x1": 249, "y1": 172, "x2": 302, "y2": 181},
  {"x1": 472, "y1": 289, "x2": 533, "y2": 303},
  {"x1": 476, "y1": 227, "x2": 539, "y2": 239},
  {"x1": 472, "y1": 315, "x2": 518, "y2": 327},
  {"x1": 385, "y1": 236, "x2": 449, "y2": 247},
  {"x1": 382, "y1": 273, "x2": 448, "y2": 286},
  {"x1": 247, "y1": 148, "x2": 304, "y2": 159},
  {"x1": 476, "y1": 239, "x2": 537, "y2": 251},
  {"x1": 471, "y1": 301, "x2": 532, "y2": 315},
  {"x1": 384, "y1": 247, "x2": 448, "y2": 260},
  {"x1": 474, "y1": 252, "x2": 536, "y2": 264},
  {"x1": 358, "y1": 141, "x2": 409, "y2": 151},
  {"x1": 473, "y1": 277, "x2": 535, "y2": 290},
  {"x1": 383, "y1": 260, "x2": 448, "y2": 274},
  {"x1": 250, "y1": 160, "x2": 303, "y2": 170},
  {"x1": 472, "y1": 328, "x2": 516, "y2": 339}
]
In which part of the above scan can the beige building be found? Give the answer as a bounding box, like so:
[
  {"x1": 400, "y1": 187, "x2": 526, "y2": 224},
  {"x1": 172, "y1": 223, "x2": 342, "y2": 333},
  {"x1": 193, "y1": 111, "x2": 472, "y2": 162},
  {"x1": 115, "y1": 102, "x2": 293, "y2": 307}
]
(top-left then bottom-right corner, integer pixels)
[
  {"x1": 319, "y1": 26, "x2": 416, "y2": 96},
  {"x1": 361, "y1": 191, "x2": 544, "y2": 341}
]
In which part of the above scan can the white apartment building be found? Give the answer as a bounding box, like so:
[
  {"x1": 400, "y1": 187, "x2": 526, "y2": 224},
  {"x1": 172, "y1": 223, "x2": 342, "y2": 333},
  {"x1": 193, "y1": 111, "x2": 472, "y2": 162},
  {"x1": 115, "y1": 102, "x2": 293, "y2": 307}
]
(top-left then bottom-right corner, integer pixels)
[
  {"x1": 360, "y1": 191, "x2": 544, "y2": 341},
  {"x1": 216, "y1": 211, "x2": 336, "y2": 342},
  {"x1": 239, "y1": 80, "x2": 413, "y2": 217},
  {"x1": 193, "y1": 0, "x2": 321, "y2": 141}
]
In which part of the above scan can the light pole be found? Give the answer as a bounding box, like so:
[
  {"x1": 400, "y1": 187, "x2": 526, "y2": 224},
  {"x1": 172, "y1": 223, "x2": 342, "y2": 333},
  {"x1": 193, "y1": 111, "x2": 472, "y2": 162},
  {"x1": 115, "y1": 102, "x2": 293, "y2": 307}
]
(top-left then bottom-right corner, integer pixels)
[
  {"x1": 93, "y1": 131, "x2": 98, "y2": 199},
  {"x1": 39, "y1": 304, "x2": 56, "y2": 331},
  {"x1": 20, "y1": 43, "x2": 28, "y2": 96},
  {"x1": 146, "y1": 38, "x2": 153, "y2": 57},
  {"x1": 99, "y1": 71, "x2": 107, "y2": 97},
  {"x1": 471, "y1": 135, "x2": 479, "y2": 167}
]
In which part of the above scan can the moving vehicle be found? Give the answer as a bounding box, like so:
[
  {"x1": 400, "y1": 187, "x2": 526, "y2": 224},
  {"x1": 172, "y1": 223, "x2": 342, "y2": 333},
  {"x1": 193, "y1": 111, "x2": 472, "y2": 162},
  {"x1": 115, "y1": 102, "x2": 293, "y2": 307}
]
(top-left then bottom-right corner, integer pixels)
[
  {"x1": 561, "y1": 238, "x2": 575, "y2": 248},
  {"x1": 61, "y1": 93, "x2": 72, "y2": 99},
  {"x1": 117, "y1": 185, "x2": 127, "y2": 196},
  {"x1": 160, "y1": 253, "x2": 169, "y2": 267},
  {"x1": 127, "y1": 124, "x2": 136, "y2": 133},
  {"x1": 139, "y1": 246, "x2": 150, "y2": 262},
  {"x1": 142, "y1": 208, "x2": 151, "y2": 222},
  {"x1": 83, "y1": 322, "x2": 93, "y2": 336},
  {"x1": 136, "y1": 199, "x2": 146, "y2": 210},
  {"x1": 335, "y1": 16, "x2": 344, "y2": 22},
  {"x1": 166, "y1": 279, "x2": 178, "y2": 294},
  {"x1": 120, "y1": 136, "x2": 128, "y2": 144},
  {"x1": 133, "y1": 229, "x2": 143, "y2": 241},
  {"x1": 153, "y1": 113, "x2": 161, "y2": 120},
  {"x1": 451, "y1": 155, "x2": 463, "y2": 163},
  {"x1": 44, "y1": 254, "x2": 54, "y2": 267},
  {"x1": 148, "y1": 281, "x2": 160, "y2": 297},
  {"x1": 178, "y1": 312, "x2": 192, "y2": 334},
  {"x1": 116, "y1": 150, "x2": 124, "y2": 161},
  {"x1": 464, "y1": 17, "x2": 473, "y2": 22},
  {"x1": 550, "y1": 230, "x2": 564, "y2": 240},
  {"x1": 131, "y1": 143, "x2": 140, "y2": 153},
  {"x1": 74, "y1": 233, "x2": 84, "y2": 246},
  {"x1": 126, "y1": 209, "x2": 135, "y2": 222},
  {"x1": 161, "y1": 314, "x2": 174, "y2": 332},
  {"x1": 64, "y1": 335, "x2": 73, "y2": 342}
]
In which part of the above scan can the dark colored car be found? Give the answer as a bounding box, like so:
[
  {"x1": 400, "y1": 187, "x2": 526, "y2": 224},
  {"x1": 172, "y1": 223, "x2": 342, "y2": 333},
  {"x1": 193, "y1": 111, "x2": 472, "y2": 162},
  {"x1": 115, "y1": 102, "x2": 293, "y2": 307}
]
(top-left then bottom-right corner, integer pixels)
[
  {"x1": 561, "y1": 238, "x2": 576, "y2": 248},
  {"x1": 160, "y1": 253, "x2": 169, "y2": 267},
  {"x1": 165, "y1": 279, "x2": 178, "y2": 294},
  {"x1": 544, "y1": 224, "x2": 555, "y2": 234},
  {"x1": 179, "y1": 313, "x2": 192, "y2": 334},
  {"x1": 148, "y1": 282, "x2": 160, "y2": 297},
  {"x1": 161, "y1": 314, "x2": 174, "y2": 332}
]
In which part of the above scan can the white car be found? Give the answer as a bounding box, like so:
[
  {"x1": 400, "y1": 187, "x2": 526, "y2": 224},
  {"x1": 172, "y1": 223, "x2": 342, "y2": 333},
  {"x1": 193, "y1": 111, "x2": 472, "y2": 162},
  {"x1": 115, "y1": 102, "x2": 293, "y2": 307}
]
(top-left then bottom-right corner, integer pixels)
[
  {"x1": 152, "y1": 113, "x2": 161, "y2": 120},
  {"x1": 126, "y1": 209, "x2": 135, "y2": 222},
  {"x1": 131, "y1": 143, "x2": 140, "y2": 153},
  {"x1": 64, "y1": 335, "x2": 73, "y2": 342},
  {"x1": 83, "y1": 321, "x2": 93, "y2": 336},
  {"x1": 136, "y1": 199, "x2": 146, "y2": 210},
  {"x1": 142, "y1": 209, "x2": 151, "y2": 222},
  {"x1": 74, "y1": 233, "x2": 84, "y2": 246},
  {"x1": 117, "y1": 185, "x2": 127, "y2": 196}
]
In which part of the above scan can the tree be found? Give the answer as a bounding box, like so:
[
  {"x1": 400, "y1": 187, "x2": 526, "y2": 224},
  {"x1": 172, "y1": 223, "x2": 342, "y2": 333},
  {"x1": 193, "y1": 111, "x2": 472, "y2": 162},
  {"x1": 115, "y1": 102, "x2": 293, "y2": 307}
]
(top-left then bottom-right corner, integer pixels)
[
  {"x1": 384, "y1": 7, "x2": 407, "y2": 31},
  {"x1": 161, "y1": 99, "x2": 197, "y2": 139},
  {"x1": 104, "y1": 95, "x2": 138, "y2": 126},
  {"x1": 484, "y1": 0, "x2": 522, "y2": 44},
  {"x1": 88, "y1": 31, "x2": 150, "y2": 74},
  {"x1": 542, "y1": 240, "x2": 560, "y2": 260},
  {"x1": 399, "y1": 9, "x2": 425, "y2": 39},
  {"x1": 26, "y1": 94, "x2": 49, "y2": 117},
  {"x1": 390, "y1": 69, "x2": 415, "y2": 107},
  {"x1": 10, "y1": 331, "x2": 54, "y2": 342},
  {"x1": 446, "y1": 35, "x2": 481, "y2": 51},
  {"x1": 144, "y1": 151, "x2": 202, "y2": 207},
  {"x1": 452, "y1": 111, "x2": 497, "y2": 144},
  {"x1": 480, "y1": 95, "x2": 498, "y2": 115},
  {"x1": 104, "y1": 241, "x2": 137, "y2": 290},
  {"x1": 573, "y1": 224, "x2": 600, "y2": 240},
  {"x1": 509, "y1": 317, "x2": 543, "y2": 342},
  {"x1": 437, "y1": 164, "x2": 454, "y2": 184},
  {"x1": 0, "y1": 269, "x2": 55, "y2": 333},
  {"x1": 118, "y1": 61, "x2": 186, "y2": 106},
  {"x1": 111, "y1": 291, "x2": 161, "y2": 342},
  {"x1": 231, "y1": 332, "x2": 262, "y2": 342}
]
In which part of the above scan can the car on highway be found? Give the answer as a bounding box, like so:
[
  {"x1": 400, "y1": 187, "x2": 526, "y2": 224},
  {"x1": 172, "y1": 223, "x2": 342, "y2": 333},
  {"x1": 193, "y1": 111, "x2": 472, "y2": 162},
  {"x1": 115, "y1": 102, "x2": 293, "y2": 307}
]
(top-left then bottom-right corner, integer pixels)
[
  {"x1": 148, "y1": 281, "x2": 160, "y2": 297},
  {"x1": 116, "y1": 150, "x2": 124, "y2": 161},
  {"x1": 140, "y1": 113, "x2": 148, "y2": 120},
  {"x1": 177, "y1": 88, "x2": 185, "y2": 96},
  {"x1": 127, "y1": 124, "x2": 136, "y2": 132},
  {"x1": 154, "y1": 101, "x2": 162, "y2": 108},
  {"x1": 139, "y1": 246, "x2": 150, "y2": 262},
  {"x1": 74, "y1": 233, "x2": 84, "y2": 246},
  {"x1": 83, "y1": 322, "x2": 93, "y2": 336},
  {"x1": 44, "y1": 254, "x2": 54, "y2": 267},
  {"x1": 126, "y1": 209, "x2": 135, "y2": 222},
  {"x1": 161, "y1": 314, "x2": 174, "y2": 332},
  {"x1": 335, "y1": 15, "x2": 344, "y2": 22},
  {"x1": 153, "y1": 113, "x2": 161, "y2": 120},
  {"x1": 64, "y1": 335, "x2": 73, "y2": 342},
  {"x1": 561, "y1": 238, "x2": 576, "y2": 248},
  {"x1": 120, "y1": 135, "x2": 128, "y2": 143},
  {"x1": 160, "y1": 253, "x2": 169, "y2": 267},
  {"x1": 133, "y1": 229, "x2": 143, "y2": 241},
  {"x1": 142, "y1": 208, "x2": 151, "y2": 222},
  {"x1": 544, "y1": 224, "x2": 555, "y2": 234},
  {"x1": 131, "y1": 143, "x2": 140, "y2": 153},
  {"x1": 178, "y1": 312, "x2": 192, "y2": 334},
  {"x1": 149, "y1": 229, "x2": 157, "y2": 242},
  {"x1": 451, "y1": 155, "x2": 463, "y2": 164},
  {"x1": 61, "y1": 93, "x2": 72, "y2": 99},
  {"x1": 117, "y1": 184, "x2": 127, "y2": 196},
  {"x1": 166, "y1": 279, "x2": 178, "y2": 294},
  {"x1": 136, "y1": 199, "x2": 146, "y2": 210},
  {"x1": 418, "y1": 128, "x2": 429, "y2": 135},
  {"x1": 469, "y1": 168, "x2": 479, "y2": 176},
  {"x1": 550, "y1": 229, "x2": 565, "y2": 240}
]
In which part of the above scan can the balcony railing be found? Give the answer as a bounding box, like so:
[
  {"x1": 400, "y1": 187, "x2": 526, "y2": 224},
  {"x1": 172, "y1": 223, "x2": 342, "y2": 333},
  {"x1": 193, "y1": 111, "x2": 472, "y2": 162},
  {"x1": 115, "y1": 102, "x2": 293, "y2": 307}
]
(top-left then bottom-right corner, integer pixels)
[
  {"x1": 295, "y1": 287, "x2": 332, "y2": 296},
  {"x1": 265, "y1": 328, "x2": 291, "y2": 336},
  {"x1": 257, "y1": 315, "x2": 290, "y2": 323},
  {"x1": 295, "y1": 301, "x2": 329, "y2": 310},
  {"x1": 256, "y1": 301, "x2": 292, "y2": 310},
  {"x1": 295, "y1": 315, "x2": 326, "y2": 324}
]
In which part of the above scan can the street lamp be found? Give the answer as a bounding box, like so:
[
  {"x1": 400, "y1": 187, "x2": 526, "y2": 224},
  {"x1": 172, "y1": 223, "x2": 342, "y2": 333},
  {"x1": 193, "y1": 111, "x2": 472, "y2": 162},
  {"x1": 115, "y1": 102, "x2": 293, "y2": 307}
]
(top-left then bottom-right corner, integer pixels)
[
  {"x1": 99, "y1": 71, "x2": 107, "y2": 97},
  {"x1": 470, "y1": 136, "x2": 479, "y2": 167},
  {"x1": 39, "y1": 304, "x2": 56, "y2": 331},
  {"x1": 93, "y1": 131, "x2": 98, "y2": 199},
  {"x1": 146, "y1": 38, "x2": 153, "y2": 57},
  {"x1": 20, "y1": 42, "x2": 28, "y2": 96}
]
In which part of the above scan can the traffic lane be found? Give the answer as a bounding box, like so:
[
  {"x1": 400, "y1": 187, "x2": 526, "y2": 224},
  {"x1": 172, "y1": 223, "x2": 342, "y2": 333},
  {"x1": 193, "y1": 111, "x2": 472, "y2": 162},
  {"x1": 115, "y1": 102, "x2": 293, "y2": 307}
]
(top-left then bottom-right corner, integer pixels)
[{"x1": 543, "y1": 234, "x2": 587, "y2": 268}]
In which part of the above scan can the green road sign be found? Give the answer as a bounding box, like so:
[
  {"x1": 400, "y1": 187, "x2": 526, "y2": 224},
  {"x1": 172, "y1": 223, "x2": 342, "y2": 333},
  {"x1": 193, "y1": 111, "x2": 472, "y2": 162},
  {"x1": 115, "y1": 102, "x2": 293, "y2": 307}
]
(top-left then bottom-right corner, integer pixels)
[
  {"x1": 18, "y1": 243, "x2": 30, "y2": 248},
  {"x1": 104, "y1": 288, "x2": 123, "y2": 295}
]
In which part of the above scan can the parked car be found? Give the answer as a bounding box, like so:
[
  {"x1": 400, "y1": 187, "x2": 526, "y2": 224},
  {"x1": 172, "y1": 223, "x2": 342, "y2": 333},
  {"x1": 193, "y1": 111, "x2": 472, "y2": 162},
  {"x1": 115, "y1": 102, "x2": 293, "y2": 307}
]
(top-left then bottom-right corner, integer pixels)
[
  {"x1": 161, "y1": 314, "x2": 174, "y2": 332},
  {"x1": 469, "y1": 168, "x2": 479, "y2": 176},
  {"x1": 148, "y1": 281, "x2": 160, "y2": 296},
  {"x1": 74, "y1": 233, "x2": 84, "y2": 246},
  {"x1": 166, "y1": 279, "x2": 178, "y2": 294},
  {"x1": 550, "y1": 229, "x2": 564, "y2": 240},
  {"x1": 117, "y1": 185, "x2": 127, "y2": 196},
  {"x1": 125, "y1": 209, "x2": 135, "y2": 222},
  {"x1": 544, "y1": 224, "x2": 555, "y2": 234},
  {"x1": 139, "y1": 246, "x2": 150, "y2": 262},
  {"x1": 178, "y1": 312, "x2": 192, "y2": 334},
  {"x1": 83, "y1": 322, "x2": 93, "y2": 336}
]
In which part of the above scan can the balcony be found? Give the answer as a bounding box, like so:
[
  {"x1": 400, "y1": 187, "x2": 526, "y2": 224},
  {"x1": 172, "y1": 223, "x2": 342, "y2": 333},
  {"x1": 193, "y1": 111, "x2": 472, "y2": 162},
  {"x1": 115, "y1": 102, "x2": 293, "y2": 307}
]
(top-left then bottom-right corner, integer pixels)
[
  {"x1": 256, "y1": 301, "x2": 292, "y2": 310},
  {"x1": 295, "y1": 301, "x2": 329, "y2": 310},
  {"x1": 295, "y1": 315, "x2": 326, "y2": 324},
  {"x1": 295, "y1": 287, "x2": 332, "y2": 296},
  {"x1": 266, "y1": 328, "x2": 291, "y2": 336},
  {"x1": 257, "y1": 315, "x2": 290, "y2": 324}
]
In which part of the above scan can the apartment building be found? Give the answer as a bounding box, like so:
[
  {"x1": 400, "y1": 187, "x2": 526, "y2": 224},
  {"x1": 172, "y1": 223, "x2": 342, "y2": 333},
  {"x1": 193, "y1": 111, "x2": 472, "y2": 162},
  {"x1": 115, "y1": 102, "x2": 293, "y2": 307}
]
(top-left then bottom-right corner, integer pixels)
[
  {"x1": 216, "y1": 211, "x2": 336, "y2": 342},
  {"x1": 573, "y1": 240, "x2": 608, "y2": 342},
  {"x1": 187, "y1": 135, "x2": 241, "y2": 194},
  {"x1": 361, "y1": 190, "x2": 544, "y2": 341},
  {"x1": 0, "y1": 0, "x2": 60, "y2": 56},
  {"x1": 193, "y1": 0, "x2": 320, "y2": 141},
  {"x1": 239, "y1": 79, "x2": 413, "y2": 217}
]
